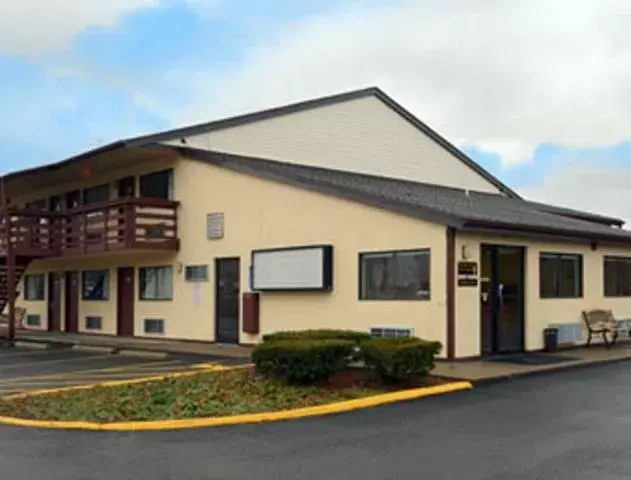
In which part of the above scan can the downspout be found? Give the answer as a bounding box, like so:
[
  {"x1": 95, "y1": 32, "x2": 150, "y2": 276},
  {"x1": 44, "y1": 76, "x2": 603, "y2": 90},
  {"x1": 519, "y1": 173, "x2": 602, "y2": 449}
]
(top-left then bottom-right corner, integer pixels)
[{"x1": 445, "y1": 227, "x2": 456, "y2": 360}]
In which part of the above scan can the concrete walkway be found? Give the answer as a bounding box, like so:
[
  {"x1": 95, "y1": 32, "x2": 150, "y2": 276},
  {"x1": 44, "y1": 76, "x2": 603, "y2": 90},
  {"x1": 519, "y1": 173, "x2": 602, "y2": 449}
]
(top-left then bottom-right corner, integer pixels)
[
  {"x1": 14, "y1": 331, "x2": 252, "y2": 360},
  {"x1": 434, "y1": 342, "x2": 631, "y2": 383}
]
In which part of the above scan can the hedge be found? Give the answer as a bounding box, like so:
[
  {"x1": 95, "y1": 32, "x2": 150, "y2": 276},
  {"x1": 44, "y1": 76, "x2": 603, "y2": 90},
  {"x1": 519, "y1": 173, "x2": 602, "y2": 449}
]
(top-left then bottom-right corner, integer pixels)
[
  {"x1": 261, "y1": 329, "x2": 372, "y2": 344},
  {"x1": 360, "y1": 337, "x2": 442, "y2": 381},
  {"x1": 252, "y1": 339, "x2": 355, "y2": 384}
]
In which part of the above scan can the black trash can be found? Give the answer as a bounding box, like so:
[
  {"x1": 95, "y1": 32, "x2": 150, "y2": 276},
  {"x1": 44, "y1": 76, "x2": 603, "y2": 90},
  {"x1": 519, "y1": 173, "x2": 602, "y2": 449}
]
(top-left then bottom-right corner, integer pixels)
[{"x1": 543, "y1": 328, "x2": 559, "y2": 353}]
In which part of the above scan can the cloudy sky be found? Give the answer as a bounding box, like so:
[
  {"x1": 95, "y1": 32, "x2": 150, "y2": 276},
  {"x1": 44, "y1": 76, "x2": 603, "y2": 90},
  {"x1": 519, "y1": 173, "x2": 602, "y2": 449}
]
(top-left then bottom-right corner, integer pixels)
[{"x1": 2, "y1": 0, "x2": 631, "y2": 220}]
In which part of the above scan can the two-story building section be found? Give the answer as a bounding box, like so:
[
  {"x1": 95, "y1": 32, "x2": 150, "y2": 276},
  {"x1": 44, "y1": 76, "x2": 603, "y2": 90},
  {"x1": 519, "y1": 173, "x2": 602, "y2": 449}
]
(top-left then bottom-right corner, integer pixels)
[{"x1": 4, "y1": 86, "x2": 631, "y2": 360}]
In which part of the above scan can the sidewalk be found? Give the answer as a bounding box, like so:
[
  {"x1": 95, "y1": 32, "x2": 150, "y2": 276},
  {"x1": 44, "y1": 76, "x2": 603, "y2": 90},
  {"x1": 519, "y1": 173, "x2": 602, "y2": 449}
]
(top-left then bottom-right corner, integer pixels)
[
  {"x1": 14, "y1": 330, "x2": 253, "y2": 360},
  {"x1": 433, "y1": 343, "x2": 631, "y2": 384}
]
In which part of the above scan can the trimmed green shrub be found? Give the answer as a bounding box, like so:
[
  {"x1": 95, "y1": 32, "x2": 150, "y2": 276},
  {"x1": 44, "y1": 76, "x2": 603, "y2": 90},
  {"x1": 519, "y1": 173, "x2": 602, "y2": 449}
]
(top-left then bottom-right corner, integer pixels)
[
  {"x1": 261, "y1": 329, "x2": 372, "y2": 344},
  {"x1": 252, "y1": 339, "x2": 355, "y2": 384},
  {"x1": 360, "y1": 337, "x2": 442, "y2": 381}
]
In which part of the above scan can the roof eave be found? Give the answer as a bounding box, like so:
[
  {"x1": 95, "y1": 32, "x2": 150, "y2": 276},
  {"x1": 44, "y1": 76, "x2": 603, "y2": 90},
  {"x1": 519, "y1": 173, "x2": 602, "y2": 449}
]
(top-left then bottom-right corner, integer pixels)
[
  {"x1": 1, "y1": 140, "x2": 129, "y2": 183},
  {"x1": 460, "y1": 220, "x2": 631, "y2": 245}
]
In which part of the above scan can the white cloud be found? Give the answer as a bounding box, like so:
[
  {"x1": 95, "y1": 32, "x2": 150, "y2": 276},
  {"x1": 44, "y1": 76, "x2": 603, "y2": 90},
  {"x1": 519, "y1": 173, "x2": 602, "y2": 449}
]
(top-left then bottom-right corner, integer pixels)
[
  {"x1": 164, "y1": 0, "x2": 631, "y2": 167},
  {"x1": 0, "y1": 0, "x2": 158, "y2": 55},
  {"x1": 519, "y1": 163, "x2": 631, "y2": 225}
]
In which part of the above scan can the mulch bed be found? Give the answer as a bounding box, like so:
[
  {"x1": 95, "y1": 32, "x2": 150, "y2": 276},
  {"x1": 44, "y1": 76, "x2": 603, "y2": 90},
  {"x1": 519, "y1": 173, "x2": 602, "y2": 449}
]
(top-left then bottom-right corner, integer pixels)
[{"x1": 316, "y1": 367, "x2": 452, "y2": 391}]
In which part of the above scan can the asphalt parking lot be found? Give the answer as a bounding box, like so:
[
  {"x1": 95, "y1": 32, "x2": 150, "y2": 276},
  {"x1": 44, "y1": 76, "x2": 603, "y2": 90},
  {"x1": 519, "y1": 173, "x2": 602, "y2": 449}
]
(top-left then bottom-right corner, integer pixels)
[
  {"x1": 1, "y1": 359, "x2": 630, "y2": 479},
  {"x1": 0, "y1": 345, "x2": 227, "y2": 395}
]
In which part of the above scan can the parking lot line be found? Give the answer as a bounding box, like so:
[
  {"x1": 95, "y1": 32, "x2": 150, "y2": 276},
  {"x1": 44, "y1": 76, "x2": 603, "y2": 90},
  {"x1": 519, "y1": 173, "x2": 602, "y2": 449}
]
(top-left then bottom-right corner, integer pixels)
[
  {"x1": 6, "y1": 367, "x2": 197, "y2": 384},
  {"x1": 0, "y1": 360, "x2": 181, "y2": 385},
  {"x1": 0, "y1": 354, "x2": 113, "y2": 371},
  {"x1": 0, "y1": 348, "x2": 66, "y2": 358}
]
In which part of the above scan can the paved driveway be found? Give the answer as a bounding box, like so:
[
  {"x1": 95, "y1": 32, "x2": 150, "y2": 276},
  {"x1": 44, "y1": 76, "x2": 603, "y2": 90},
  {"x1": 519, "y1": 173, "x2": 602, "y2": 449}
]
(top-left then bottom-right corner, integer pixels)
[
  {"x1": 0, "y1": 345, "x2": 225, "y2": 395},
  {"x1": 2, "y1": 359, "x2": 631, "y2": 479}
]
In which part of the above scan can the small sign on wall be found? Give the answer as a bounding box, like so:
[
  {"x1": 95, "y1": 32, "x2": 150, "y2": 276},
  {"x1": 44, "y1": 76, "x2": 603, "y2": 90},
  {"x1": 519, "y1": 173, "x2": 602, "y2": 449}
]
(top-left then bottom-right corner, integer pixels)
[
  {"x1": 457, "y1": 261, "x2": 478, "y2": 287},
  {"x1": 206, "y1": 212, "x2": 225, "y2": 240}
]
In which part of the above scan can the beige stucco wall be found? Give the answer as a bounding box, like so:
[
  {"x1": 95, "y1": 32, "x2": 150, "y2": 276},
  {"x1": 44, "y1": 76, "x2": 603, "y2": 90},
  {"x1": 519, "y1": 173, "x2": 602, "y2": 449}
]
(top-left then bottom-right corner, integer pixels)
[
  {"x1": 174, "y1": 157, "x2": 448, "y2": 348},
  {"x1": 455, "y1": 233, "x2": 631, "y2": 358},
  {"x1": 15, "y1": 156, "x2": 449, "y2": 352},
  {"x1": 161, "y1": 95, "x2": 503, "y2": 195}
]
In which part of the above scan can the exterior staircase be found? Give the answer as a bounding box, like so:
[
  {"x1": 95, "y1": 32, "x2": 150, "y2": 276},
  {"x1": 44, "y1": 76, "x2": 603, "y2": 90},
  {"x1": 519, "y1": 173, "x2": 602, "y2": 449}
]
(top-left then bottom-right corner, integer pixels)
[{"x1": 0, "y1": 256, "x2": 33, "y2": 336}]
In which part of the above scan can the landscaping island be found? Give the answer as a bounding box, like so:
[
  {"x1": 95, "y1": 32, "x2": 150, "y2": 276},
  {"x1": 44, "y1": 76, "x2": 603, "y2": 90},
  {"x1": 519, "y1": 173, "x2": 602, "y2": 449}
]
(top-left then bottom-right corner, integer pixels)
[{"x1": 0, "y1": 331, "x2": 450, "y2": 424}]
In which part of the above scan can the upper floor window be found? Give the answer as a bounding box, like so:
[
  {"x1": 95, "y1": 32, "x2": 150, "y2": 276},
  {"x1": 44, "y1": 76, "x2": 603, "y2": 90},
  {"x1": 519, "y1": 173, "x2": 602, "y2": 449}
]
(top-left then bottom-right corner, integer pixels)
[
  {"x1": 25, "y1": 199, "x2": 47, "y2": 211},
  {"x1": 139, "y1": 169, "x2": 173, "y2": 200},
  {"x1": 359, "y1": 249, "x2": 430, "y2": 300},
  {"x1": 83, "y1": 184, "x2": 110, "y2": 205},
  {"x1": 604, "y1": 256, "x2": 631, "y2": 297},
  {"x1": 539, "y1": 253, "x2": 583, "y2": 299}
]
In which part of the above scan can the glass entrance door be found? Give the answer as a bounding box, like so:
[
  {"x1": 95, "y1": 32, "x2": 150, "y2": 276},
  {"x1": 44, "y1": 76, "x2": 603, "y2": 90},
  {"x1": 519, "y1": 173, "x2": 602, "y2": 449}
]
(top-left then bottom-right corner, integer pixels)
[{"x1": 480, "y1": 245, "x2": 525, "y2": 355}]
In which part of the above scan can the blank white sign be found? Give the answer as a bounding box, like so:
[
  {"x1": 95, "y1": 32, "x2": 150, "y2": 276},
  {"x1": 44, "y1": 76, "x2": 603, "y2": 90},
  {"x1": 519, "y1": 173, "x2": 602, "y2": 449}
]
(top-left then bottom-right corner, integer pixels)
[{"x1": 252, "y1": 246, "x2": 330, "y2": 290}]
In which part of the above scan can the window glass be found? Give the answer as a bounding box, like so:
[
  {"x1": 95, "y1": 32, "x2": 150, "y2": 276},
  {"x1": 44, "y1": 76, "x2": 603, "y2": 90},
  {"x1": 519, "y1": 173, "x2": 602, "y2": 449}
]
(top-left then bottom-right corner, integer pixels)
[
  {"x1": 24, "y1": 274, "x2": 45, "y2": 301},
  {"x1": 82, "y1": 270, "x2": 110, "y2": 300},
  {"x1": 139, "y1": 170, "x2": 173, "y2": 199},
  {"x1": 82, "y1": 184, "x2": 110, "y2": 205},
  {"x1": 604, "y1": 256, "x2": 631, "y2": 297},
  {"x1": 360, "y1": 250, "x2": 430, "y2": 300},
  {"x1": 539, "y1": 253, "x2": 582, "y2": 298},
  {"x1": 139, "y1": 266, "x2": 173, "y2": 300}
]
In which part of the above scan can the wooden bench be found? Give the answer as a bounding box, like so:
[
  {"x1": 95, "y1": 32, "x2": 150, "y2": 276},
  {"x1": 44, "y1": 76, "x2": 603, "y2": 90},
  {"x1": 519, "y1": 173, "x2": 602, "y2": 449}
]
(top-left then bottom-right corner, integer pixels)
[
  {"x1": 0, "y1": 307, "x2": 28, "y2": 330},
  {"x1": 582, "y1": 309, "x2": 619, "y2": 348}
]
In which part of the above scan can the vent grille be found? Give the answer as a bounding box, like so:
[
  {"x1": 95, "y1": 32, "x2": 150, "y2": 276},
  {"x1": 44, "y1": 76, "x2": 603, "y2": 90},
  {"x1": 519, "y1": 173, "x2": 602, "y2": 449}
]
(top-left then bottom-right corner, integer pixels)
[
  {"x1": 549, "y1": 323, "x2": 583, "y2": 344},
  {"x1": 144, "y1": 318, "x2": 165, "y2": 334},
  {"x1": 371, "y1": 327, "x2": 413, "y2": 339},
  {"x1": 85, "y1": 316, "x2": 102, "y2": 330},
  {"x1": 25, "y1": 314, "x2": 41, "y2": 327}
]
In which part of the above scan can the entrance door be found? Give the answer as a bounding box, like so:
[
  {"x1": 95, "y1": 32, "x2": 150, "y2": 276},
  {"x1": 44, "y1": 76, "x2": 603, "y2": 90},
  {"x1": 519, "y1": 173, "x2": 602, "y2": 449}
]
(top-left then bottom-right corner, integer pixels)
[
  {"x1": 47, "y1": 273, "x2": 62, "y2": 332},
  {"x1": 480, "y1": 245, "x2": 525, "y2": 355},
  {"x1": 215, "y1": 258, "x2": 240, "y2": 344},
  {"x1": 116, "y1": 267, "x2": 135, "y2": 337},
  {"x1": 64, "y1": 271, "x2": 79, "y2": 333}
]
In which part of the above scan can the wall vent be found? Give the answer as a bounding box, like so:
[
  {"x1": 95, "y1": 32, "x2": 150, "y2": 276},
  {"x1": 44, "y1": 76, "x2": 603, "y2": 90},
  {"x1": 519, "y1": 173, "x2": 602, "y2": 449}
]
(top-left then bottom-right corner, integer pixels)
[
  {"x1": 370, "y1": 327, "x2": 414, "y2": 339},
  {"x1": 549, "y1": 323, "x2": 583, "y2": 344}
]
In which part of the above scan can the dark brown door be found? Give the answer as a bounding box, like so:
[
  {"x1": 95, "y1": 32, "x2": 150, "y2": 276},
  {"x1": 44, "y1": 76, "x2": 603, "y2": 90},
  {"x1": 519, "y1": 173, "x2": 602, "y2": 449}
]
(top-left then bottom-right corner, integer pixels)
[
  {"x1": 480, "y1": 245, "x2": 525, "y2": 355},
  {"x1": 215, "y1": 258, "x2": 240, "y2": 344},
  {"x1": 47, "y1": 273, "x2": 62, "y2": 332},
  {"x1": 64, "y1": 271, "x2": 79, "y2": 333},
  {"x1": 117, "y1": 177, "x2": 135, "y2": 198},
  {"x1": 117, "y1": 267, "x2": 135, "y2": 336}
]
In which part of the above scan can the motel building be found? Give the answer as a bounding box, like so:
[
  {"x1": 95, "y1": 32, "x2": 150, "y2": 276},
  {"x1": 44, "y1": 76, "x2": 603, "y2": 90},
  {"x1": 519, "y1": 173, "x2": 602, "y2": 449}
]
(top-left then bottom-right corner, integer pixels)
[{"x1": 2, "y1": 87, "x2": 631, "y2": 360}]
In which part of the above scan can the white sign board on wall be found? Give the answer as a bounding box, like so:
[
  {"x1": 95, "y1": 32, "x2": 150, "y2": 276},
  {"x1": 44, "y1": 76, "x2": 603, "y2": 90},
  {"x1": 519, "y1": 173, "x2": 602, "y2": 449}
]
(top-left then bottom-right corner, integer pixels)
[{"x1": 251, "y1": 245, "x2": 334, "y2": 291}]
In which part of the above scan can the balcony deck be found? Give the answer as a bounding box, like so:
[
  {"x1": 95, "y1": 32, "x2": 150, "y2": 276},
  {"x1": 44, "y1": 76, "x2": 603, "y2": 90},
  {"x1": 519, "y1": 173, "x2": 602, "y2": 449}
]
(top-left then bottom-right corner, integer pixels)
[{"x1": 0, "y1": 198, "x2": 179, "y2": 258}]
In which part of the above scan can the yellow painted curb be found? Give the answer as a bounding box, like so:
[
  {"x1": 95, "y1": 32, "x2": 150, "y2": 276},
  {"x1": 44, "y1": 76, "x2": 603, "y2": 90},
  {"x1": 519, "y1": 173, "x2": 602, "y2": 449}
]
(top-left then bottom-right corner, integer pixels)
[{"x1": 0, "y1": 379, "x2": 473, "y2": 431}]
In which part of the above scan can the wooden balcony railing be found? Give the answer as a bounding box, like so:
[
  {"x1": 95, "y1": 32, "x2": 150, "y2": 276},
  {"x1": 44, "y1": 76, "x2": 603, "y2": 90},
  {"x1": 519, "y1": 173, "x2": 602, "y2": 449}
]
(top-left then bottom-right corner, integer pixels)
[{"x1": 0, "y1": 198, "x2": 179, "y2": 257}]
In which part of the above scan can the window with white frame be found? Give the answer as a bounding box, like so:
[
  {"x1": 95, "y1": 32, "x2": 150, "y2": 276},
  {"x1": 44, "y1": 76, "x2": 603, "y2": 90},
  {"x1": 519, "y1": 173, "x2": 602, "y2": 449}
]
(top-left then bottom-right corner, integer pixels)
[
  {"x1": 139, "y1": 266, "x2": 173, "y2": 300},
  {"x1": 24, "y1": 274, "x2": 45, "y2": 301}
]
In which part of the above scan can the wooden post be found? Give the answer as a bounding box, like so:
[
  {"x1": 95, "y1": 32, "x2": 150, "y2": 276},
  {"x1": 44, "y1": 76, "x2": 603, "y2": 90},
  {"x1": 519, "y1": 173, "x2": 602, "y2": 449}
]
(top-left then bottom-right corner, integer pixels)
[{"x1": 0, "y1": 178, "x2": 15, "y2": 345}]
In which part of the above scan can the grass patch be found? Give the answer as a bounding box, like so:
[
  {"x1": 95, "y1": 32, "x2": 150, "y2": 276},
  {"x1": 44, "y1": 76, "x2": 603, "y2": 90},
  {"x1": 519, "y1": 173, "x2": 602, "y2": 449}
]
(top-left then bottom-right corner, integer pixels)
[{"x1": 0, "y1": 368, "x2": 382, "y2": 423}]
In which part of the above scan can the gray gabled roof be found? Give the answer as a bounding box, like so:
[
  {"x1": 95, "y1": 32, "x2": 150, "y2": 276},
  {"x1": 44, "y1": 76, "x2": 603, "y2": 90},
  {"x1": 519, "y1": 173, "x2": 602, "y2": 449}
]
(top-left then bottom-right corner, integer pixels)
[
  {"x1": 3, "y1": 86, "x2": 518, "y2": 197},
  {"x1": 181, "y1": 148, "x2": 631, "y2": 244}
]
